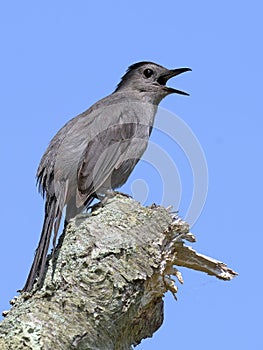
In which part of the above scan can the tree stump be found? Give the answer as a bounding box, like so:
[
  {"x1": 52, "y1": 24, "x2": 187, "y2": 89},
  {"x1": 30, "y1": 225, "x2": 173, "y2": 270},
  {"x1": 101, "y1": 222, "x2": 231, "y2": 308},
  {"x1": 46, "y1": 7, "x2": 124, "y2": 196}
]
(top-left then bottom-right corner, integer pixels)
[{"x1": 0, "y1": 196, "x2": 237, "y2": 350}]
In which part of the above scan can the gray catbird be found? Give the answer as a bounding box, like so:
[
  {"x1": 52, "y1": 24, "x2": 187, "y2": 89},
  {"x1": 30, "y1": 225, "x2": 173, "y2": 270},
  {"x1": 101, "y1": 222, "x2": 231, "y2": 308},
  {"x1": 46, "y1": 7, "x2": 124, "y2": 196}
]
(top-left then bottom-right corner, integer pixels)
[{"x1": 23, "y1": 61, "x2": 191, "y2": 292}]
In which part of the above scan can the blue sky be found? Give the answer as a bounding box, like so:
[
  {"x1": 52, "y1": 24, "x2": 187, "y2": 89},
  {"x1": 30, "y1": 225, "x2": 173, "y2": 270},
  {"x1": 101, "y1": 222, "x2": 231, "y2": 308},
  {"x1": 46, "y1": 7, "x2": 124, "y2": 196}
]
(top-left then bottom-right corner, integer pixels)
[{"x1": 0, "y1": 1, "x2": 262, "y2": 348}]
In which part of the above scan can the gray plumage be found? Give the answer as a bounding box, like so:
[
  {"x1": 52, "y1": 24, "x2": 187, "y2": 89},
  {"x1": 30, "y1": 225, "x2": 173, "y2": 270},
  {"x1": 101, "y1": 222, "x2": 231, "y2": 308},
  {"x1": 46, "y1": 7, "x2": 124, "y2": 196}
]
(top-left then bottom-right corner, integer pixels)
[{"x1": 23, "y1": 61, "x2": 191, "y2": 292}]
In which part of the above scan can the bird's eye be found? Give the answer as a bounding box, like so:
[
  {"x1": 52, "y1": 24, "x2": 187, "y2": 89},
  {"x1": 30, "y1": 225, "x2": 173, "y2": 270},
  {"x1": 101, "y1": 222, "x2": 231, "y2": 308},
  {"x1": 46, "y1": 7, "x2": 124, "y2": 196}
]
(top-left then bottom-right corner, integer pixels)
[{"x1": 143, "y1": 68, "x2": 153, "y2": 78}]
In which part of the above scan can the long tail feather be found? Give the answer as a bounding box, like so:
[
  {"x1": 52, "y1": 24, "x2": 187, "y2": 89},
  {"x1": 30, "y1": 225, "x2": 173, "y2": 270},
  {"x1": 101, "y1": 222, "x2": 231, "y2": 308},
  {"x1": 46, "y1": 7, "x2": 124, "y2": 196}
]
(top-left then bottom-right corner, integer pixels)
[{"x1": 22, "y1": 197, "x2": 60, "y2": 292}]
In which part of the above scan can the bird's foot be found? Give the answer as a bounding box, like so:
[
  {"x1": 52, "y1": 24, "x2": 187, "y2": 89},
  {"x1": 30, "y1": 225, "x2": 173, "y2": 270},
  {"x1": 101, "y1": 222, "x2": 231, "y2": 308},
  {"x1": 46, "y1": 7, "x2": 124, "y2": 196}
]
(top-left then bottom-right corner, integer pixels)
[
  {"x1": 88, "y1": 192, "x2": 112, "y2": 212},
  {"x1": 89, "y1": 190, "x2": 131, "y2": 213},
  {"x1": 89, "y1": 201, "x2": 104, "y2": 213},
  {"x1": 110, "y1": 190, "x2": 131, "y2": 198},
  {"x1": 99, "y1": 189, "x2": 131, "y2": 200}
]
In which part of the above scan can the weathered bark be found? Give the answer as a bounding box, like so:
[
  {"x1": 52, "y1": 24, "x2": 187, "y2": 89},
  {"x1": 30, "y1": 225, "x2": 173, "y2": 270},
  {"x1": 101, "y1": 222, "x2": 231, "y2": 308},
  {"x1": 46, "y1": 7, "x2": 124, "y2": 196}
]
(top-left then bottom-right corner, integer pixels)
[{"x1": 0, "y1": 196, "x2": 237, "y2": 350}]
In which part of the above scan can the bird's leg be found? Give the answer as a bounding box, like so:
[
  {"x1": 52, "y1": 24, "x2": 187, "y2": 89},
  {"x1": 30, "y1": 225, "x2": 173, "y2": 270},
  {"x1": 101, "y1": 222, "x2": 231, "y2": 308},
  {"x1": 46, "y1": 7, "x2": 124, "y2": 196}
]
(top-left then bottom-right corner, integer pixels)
[
  {"x1": 88, "y1": 190, "x2": 131, "y2": 213},
  {"x1": 98, "y1": 189, "x2": 116, "y2": 205},
  {"x1": 87, "y1": 192, "x2": 110, "y2": 212},
  {"x1": 101, "y1": 189, "x2": 132, "y2": 202}
]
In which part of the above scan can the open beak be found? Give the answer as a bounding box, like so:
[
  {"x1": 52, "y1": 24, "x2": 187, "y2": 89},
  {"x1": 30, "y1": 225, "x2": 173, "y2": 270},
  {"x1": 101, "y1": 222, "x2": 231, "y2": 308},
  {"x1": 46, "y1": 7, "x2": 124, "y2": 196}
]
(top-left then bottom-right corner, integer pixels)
[{"x1": 158, "y1": 67, "x2": 192, "y2": 95}]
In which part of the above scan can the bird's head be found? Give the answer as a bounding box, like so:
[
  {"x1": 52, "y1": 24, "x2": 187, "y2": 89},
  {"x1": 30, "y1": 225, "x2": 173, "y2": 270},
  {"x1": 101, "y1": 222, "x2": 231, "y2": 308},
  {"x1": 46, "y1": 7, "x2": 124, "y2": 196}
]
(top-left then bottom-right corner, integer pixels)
[{"x1": 115, "y1": 61, "x2": 191, "y2": 103}]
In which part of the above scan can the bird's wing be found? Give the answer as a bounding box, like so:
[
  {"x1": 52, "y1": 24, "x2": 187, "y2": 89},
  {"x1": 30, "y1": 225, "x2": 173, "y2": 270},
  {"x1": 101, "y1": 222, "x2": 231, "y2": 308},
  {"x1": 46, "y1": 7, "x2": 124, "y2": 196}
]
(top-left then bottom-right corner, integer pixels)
[{"x1": 76, "y1": 122, "x2": 149, "y2": 206}]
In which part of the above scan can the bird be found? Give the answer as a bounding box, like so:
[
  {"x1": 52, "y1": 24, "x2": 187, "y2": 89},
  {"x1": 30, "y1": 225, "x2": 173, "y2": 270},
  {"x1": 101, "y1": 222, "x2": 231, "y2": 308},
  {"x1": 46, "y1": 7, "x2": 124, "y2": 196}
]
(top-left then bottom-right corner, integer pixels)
[{"x1": 22, "y1": 61, "x2": 191, "y2": 292}]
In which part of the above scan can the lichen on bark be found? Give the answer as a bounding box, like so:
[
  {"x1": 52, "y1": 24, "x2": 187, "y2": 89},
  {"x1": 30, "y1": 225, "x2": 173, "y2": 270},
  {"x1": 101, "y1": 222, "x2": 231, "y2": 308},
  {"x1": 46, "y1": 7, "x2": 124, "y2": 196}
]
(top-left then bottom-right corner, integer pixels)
[{"x1": 0, "y1": 196, "x2": 237, "y2": 350}]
